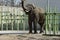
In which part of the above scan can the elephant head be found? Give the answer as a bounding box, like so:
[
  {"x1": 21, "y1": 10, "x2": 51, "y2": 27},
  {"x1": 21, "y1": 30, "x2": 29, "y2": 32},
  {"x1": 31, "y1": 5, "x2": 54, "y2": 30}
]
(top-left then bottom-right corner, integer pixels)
[
  {"x1": 21, "y1": 0, "x2": 36, "y2": 13},
  {"x1": 25, "y1": 4, "x2": 36, "y2": 11}
]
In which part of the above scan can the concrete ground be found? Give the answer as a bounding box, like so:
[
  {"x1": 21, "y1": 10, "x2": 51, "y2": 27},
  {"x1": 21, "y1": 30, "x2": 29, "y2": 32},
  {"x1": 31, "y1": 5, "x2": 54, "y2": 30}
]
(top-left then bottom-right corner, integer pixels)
[
  {"x1": 0, "y1": 34, "x2": 60, "y2": 40},
  {"x1": 0, "y1": 31, "x2": 60, "y2": 40}
]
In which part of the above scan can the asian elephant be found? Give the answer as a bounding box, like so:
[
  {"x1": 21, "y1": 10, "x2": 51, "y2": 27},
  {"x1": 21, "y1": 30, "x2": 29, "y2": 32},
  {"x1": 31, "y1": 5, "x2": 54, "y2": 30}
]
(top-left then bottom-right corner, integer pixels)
[{"x1": 21, "y1": 0, "x2": 45, "y2": 34}]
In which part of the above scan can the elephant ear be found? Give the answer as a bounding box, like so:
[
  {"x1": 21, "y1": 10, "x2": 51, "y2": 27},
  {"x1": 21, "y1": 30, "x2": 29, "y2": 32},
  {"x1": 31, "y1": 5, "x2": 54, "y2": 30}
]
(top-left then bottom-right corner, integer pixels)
[
  {"x1": 32, "y1": 7, "x2": 45, "y2": 15},
  {"x1": 39, "y1": 8, "x2": 45, "y2": 13}
]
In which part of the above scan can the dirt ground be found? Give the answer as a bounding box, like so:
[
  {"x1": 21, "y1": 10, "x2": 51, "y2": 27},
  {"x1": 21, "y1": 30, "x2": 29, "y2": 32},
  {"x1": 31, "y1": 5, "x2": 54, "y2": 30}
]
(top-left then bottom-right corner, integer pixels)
[{"x1": 0, "y1": 34, "x2": 60, "y2": 40}]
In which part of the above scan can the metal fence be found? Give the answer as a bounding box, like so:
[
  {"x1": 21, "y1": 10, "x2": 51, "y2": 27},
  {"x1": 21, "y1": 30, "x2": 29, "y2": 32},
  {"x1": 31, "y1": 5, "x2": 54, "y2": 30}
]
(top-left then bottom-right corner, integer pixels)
[
  {"x1": 45, "y1": 13, "x2": 60, "y2": 35},
  {"x1": 0, "y1": 6, "x2": 29, "y2": 32},
  {"x1": 1, "y1": 14, "x2": 28, "y2": 31},
  {"x1": 0, "y1": 6, "x2": 60, "y2": 35}
]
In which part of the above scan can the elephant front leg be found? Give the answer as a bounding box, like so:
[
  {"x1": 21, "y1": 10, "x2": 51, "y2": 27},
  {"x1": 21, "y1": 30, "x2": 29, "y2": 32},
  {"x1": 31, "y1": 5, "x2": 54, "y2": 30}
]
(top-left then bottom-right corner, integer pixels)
[
  {"x1": 33, "y1": 20, "x2": 37, "y2": 34},
  {"x1": 28, "y1": 21, "x2": 32, "y2": 33}
]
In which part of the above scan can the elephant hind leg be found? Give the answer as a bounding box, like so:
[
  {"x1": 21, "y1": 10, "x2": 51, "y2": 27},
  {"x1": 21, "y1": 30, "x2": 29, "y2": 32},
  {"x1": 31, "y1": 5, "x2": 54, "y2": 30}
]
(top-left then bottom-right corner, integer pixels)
[
  {"x1": 28, "y1": 21, "x2": 32, "y2": 33},
  {"x1": 38, "y1": 21, "x2": 45, "y2": 33},
  {"x1": 39, "y1": 23, "x2": 44, "y2": 33}
]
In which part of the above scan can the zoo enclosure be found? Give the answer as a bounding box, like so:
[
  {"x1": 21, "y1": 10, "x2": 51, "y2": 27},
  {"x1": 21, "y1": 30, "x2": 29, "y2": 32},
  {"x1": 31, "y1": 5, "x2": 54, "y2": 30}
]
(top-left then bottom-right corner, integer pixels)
[
  {"x1": 0, "y1": 6, "x2": 60, "y2": 35},
  {"x1": 0, "y1": 0, "x2": 60, "y2": 35}
]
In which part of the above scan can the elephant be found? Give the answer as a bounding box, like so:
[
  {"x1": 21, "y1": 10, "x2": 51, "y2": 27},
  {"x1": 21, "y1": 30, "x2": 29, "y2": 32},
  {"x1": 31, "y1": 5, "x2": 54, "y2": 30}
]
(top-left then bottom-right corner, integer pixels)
[{"x1": 21, "y1": 0, "x2": 45, "y2": 34}]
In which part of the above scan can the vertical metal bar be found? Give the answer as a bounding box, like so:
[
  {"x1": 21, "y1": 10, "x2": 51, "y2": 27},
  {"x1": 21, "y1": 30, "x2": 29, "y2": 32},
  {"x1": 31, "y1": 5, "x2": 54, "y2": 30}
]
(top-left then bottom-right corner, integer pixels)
[
  {"x1": 48, "y1": 14, "x2": 49, "y2": 33},
  {"x1": 12, "y1": 13, "x2": 13, "y2": 30},
  {"x1": 12, "y1": 18, "x2": 13, "y2": 30},
  {"x1": 17, "y1": 9, "x2": 19, "y2": 30},
  {"x1": 1, "y1": 6, "x2": 3, "y2": 31},
  {"x1": 6, "y1": 7, "x2": 8, "y2": 30},
  {"x1": 56, "y1": 14, "x2": 59, "y2": 34},
  {"x1": 7, "y1": 8, "x2": 9, "y2": 30},
  {"x1": 19, "y1": 10, "x2": 20, "y2": 30},
  {"x1": 23, "y1": 16, "x2": 25, "y2": 31},
  {"x1": 11, "y1": 7, "x2": 13, "y2": 30},
  {"x1": 53, "y1": 14, "x2": 56, "y2": 35},
  {"x1": 45, "y1": 13, "x2": 48, "y2": 34},
  {"x1": 14, "y1": 8, "x2": 16, "y2": 30},
  {"x1": 54, "y1": 7, "x2": 57, "y2": 35},
  {"x1": 1, "y1": 7, "x2": 2, "y2": 30},
  {"x1": 58, "y1": 14, "x2": 60, "y2": 34},
  {"x1": 8, "y1": 8, "x2": 10, "y2": 30},
  {"x1": 45, "y1": 15, "x2": 47, "y2": 34},
  {"x1": 51, "y1": 14, "x2": 52, "y2": 34},
  {"x1": 55, "y1": 14, "x2": 58, "y2": 35},
  {"x1": 47, "y1": 14, "x2": 49, "y2": 34},
  {"x1": 17, "y1": 16, "x2": 19, "y2": 30},
  {"x1": 6, "y1": 13, "x2": 8, "y2": 30},
  {"x1": 52, "y1": 14, "x2": 54, "y2": 35},
  {"x1": 55, "y1": 15, "x2": 57, "y2": 34},
  {"x1": 17, "y1": 21, "x2": 19, "y2": 30},
  {"x1": 7, "y1": 7, "x2": 9, "y2": 30},
  {"x1": 0, "y1": 8, "x2": 1, "y2": 30},
  {"x1": 22, "y1": 16, "x2": 24, "y2": 31},
  {"x1": 55, "y1": 14, "x2": 56, "y2": 34},
  {"x1": 49, "y1": 14, "x2": 52, "y2": 34},
  {"x1": 21, "y1": 16, "x2": 23, "y2": 30},
  {"x1": 13, "y1": 8, "x2": 15, "y2": 30}
]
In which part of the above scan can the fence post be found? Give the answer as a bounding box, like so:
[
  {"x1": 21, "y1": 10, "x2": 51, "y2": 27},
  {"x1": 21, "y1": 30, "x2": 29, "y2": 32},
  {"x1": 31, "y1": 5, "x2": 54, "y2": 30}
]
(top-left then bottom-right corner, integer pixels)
[
  {"x1": 45, "y1": 13, "x2": 48, "y2": 34},
  {"x1": 53, "y1": 13, "x2": 56, "y2": 35}
]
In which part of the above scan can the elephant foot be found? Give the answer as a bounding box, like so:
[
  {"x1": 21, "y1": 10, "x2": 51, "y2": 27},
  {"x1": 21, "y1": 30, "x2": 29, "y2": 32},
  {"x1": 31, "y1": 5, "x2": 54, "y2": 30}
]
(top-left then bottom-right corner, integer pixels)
[
  {"x1": 29, "y1": 32, "x2": 32, "y2": 34},
  {"x1": 40, "y1": 31, "x2": 43, "y2": 33},
  {"x1": 34, "y1": 32, "x2": 38, "y2": 34}
]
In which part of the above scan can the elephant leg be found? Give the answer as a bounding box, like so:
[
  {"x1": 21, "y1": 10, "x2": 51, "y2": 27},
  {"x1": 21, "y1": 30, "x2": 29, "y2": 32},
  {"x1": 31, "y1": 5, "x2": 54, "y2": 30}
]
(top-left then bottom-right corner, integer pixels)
[
  {"x1": 38, "y1": 21, "x2": 45, "y2": 33},
  {"x1": 33, "y1": 20, "x2": 37, "y2": 34},
  {"x1": 39, "y1": 23, "x2": 44, "y2": 33},
  {"x1": 38, "y1": 19, "x2": 45, "y2": 33},
  {"x1": 28, "y1": 20, "x2": 32, "y2": 33}
]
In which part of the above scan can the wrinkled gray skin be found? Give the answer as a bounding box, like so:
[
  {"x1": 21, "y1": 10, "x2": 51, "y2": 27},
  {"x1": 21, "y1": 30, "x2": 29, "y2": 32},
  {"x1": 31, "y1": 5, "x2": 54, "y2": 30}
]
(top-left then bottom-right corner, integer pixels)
[{"x1": 21, "y1": 0, "x2": 45, "y2": 34}]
